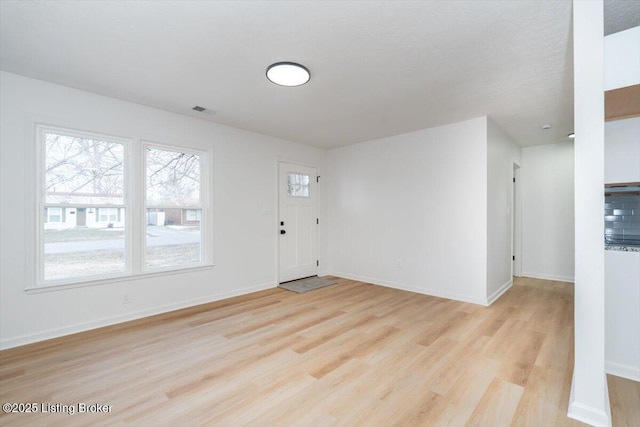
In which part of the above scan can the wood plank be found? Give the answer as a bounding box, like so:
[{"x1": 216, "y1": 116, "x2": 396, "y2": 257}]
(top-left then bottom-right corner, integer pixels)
[
  {"x1": 605, "y1": 84, "x2": 640, "y2": 121},
  {"x1": 2, "y1": 276, "x2": 632, "y2": 427},
  {"x1": 497, "y1": 328, "x2": 545, "y2": 386},
  {"x1": 467, "y1": 378, "x2": 524, "y2": 427},
  {"x1": 608, "y1": 374, "x2": 640, "y2": 427}
]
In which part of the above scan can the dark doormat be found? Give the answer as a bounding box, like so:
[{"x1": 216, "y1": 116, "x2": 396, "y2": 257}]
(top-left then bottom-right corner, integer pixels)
[{"x1": 278, "y1": 277, "x2": 337, "y2": 293}]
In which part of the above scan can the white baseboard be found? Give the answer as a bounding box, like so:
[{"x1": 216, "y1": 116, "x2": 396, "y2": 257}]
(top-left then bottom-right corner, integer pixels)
[
  {"x1": 486, "y1": 279, "x2": 513, "y2": 305},
  {"x1": 318, "y1": 269, "x2": 332, "y2": 278},
  {"x1": 606, "y1": 360, "x2": 640, "y2": 382},
  {"x1": 521, "y1": 271, "x2": 575, "y2": 283},
  {"x1": 326, "y1": 271, "x2": 485, "y2": 305},
  {"x1": 0, "y1": 281, "x2": 277, "y2": 350},
  {"x1": 568, "y1": 372, "x2": 612, "y2": 427}
]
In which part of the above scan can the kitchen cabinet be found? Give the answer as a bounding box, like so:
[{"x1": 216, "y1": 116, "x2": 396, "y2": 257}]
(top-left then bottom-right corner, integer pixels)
[
  {"x1": 605, "y1": 249, "x2": 640, "y2": 380},
  {"x1": 604, "y1": 117, "x2": 640, "y2": 184}
]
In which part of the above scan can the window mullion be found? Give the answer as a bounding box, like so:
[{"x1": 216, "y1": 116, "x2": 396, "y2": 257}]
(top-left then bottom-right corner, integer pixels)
[{"x1": 129, "y1": 139, "x2": 143, "y2": 275}]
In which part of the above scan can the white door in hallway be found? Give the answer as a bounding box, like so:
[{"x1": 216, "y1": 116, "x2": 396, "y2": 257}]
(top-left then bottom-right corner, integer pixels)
[{"x1": 279, "y1": 162, "x2": 318, "y2": 283}]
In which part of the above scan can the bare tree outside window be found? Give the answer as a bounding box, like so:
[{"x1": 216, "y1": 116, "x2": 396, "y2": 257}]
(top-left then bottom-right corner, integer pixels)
[
  {"x1": 42, "y1": 131, "x2": 126, "y2": 281},
  {"x1": 45, "y1": 133, "x2": 124, "y2": 205},
  {"x1": 145, "y1": 146, "x2": 202, "y2": 268}
]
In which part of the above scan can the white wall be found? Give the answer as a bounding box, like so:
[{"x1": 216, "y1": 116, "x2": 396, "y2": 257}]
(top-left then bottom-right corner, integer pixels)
[
  {"x1": 604, "y1": 117, "x2": 640, "y2": 184},
  {"x1": 569, "y1": 1, "x2": 609, "y2": 426},
  {"x1": 0, "y1": 71, "x2": 327, "y2": 349},
  {"x1": 326, "y1": 117, "x2": 489, "y2": 305},
  {"x1": 521, "y1": 142, "x2": 575, "y2": 282},
  {"x1": 604, "y1": 26, "x2": 640, "y2": 91},
  {"x1": 486, "y1": 119, "x2": 521, "y2": 302}
]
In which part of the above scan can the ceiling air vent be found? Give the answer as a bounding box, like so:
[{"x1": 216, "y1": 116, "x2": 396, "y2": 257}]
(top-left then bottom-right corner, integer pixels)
[{"x1": 192, "y1": 106, "x2": 206, "y2": 112}]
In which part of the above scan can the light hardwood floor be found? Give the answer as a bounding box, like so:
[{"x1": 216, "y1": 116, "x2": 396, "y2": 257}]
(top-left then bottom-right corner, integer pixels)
[{"x1": 0, "y1": 276, "x2": 638, "y2": 426}]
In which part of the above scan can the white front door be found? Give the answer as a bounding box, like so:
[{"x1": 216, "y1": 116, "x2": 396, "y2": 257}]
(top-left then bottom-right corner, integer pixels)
[{"x1": 279, "y1": 162, "x2": 318, "y2": 283}]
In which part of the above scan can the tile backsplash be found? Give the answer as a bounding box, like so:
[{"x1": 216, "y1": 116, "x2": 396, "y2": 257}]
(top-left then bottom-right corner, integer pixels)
[{"x1": 605, "y1": 193, "x2": 640, "y2": 245}]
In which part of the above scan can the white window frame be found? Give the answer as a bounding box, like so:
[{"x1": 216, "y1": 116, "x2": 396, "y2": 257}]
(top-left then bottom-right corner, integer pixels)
[{"x1": 30, "y1": 124, "x2": 214, "y2": 291}]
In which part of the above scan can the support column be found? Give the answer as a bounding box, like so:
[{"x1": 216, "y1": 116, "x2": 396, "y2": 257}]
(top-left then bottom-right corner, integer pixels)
[{"x1": 569, "y1": 0, "x2": 610, "y2": 426}]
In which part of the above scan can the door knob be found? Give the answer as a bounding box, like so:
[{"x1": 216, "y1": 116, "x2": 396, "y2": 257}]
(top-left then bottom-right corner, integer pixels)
[{"x1": 280, "y1": 230, "x2": 286, "y2": 235}]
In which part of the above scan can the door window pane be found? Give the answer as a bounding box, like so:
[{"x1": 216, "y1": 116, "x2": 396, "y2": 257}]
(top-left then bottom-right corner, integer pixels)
[{"x1": 287, "y1": 173, "x2": 310, "y2": 197}]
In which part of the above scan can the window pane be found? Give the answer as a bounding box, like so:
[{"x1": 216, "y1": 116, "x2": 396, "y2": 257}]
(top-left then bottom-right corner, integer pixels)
[
  {"x1": 45, "y1": 132, "x2": 124, "y2": 205},
  {"x1": 146, "y1": 208, "x2": 201, "y2": 268},
  {"x1": 186, "y1": 209, "x2": 201, "y2": 222},
  {"x1": 146, "y1": 147, "x2": 200, "y2": 206},
  {"x1": 287, "y1": 173, "x2": 310, "y2": 197},
  {"x1": 47, "y1": 207, "x2": 63, "y2": 223},
  {"x1": 97, "y1": 207, "x2": 119, "y2": 223},
  {"x1": 44, "y1": 208, "x2": 126, "y2": 281}
]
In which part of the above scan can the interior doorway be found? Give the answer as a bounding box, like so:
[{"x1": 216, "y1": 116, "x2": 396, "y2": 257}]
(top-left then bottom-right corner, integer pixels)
[{"x1": 512, "y1": 163, "x2": 521, "y2": 277}]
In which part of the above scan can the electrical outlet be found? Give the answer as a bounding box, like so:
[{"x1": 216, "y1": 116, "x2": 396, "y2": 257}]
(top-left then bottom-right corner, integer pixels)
[{"x1": 122, "y1": 294, "x2": 130, "y2": 304}]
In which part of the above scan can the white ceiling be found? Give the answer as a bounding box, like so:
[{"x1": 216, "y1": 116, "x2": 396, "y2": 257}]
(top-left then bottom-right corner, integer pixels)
[
  {"x1": 0, "y1": 1, "x2": 635, "y2": 149},
  {"x1": 605, "y1": 0, "x2": 640, "y2": 35}
]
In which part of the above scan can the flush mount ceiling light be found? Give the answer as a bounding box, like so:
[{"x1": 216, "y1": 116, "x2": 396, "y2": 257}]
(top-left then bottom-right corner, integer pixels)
[
  {"x1": 266, "y1": 62, "x2": 310, "y2": 87},
  {"x1": 568, "y1": 133, "x2": 575, "y2": 138}
]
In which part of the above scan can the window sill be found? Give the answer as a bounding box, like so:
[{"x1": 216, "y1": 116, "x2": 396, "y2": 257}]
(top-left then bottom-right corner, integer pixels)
[{"x1": 25, "y1": 264, "x2": 215, "y2": 294}]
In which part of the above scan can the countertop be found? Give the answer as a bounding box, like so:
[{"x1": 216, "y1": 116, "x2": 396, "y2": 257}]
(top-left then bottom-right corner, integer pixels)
[{"x1": 605, "y1": 245, "x2": 640, "y2": 252}]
